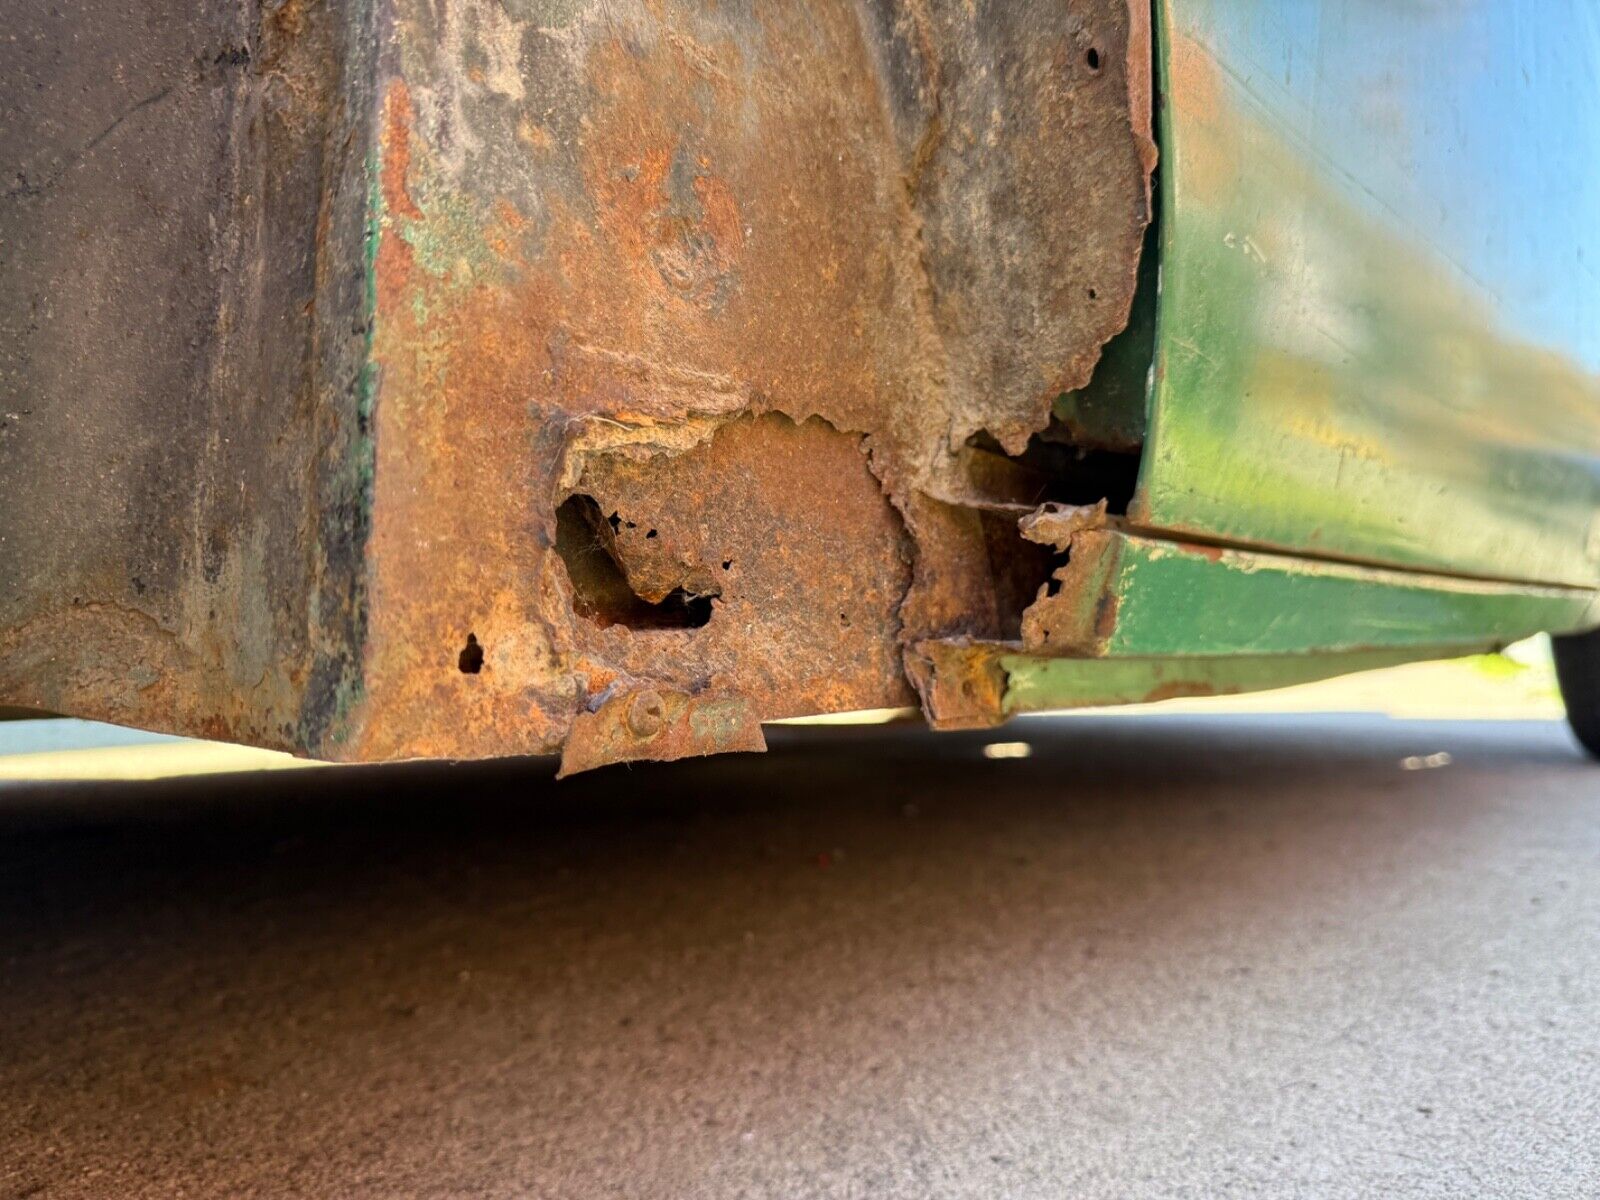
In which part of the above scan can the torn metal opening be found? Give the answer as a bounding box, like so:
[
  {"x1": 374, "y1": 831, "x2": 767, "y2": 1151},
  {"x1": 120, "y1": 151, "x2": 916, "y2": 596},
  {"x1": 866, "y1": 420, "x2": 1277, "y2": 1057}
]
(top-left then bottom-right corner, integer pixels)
[{"x1": 555, "y1": 494, "x2": 718, "y2": 631}]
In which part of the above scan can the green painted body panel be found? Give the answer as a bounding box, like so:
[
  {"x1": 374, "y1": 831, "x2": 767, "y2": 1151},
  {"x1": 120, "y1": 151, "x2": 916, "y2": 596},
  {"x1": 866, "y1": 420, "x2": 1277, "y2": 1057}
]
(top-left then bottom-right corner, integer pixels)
[
  {"x1": 1038, "y1": 531, "x2": 1596, "y2": 660},
  {"x1": 1138, "y1": 0, "x2": 1600, "y2": 590},
  {"x1": 1052, "y1": 221, "x2": 1158, "y2": 452},
  {"x1": 999, "y1": 646, "x2": 1472, "y2": 717},
  {"x1": 979, "y1": 1, "x2": 1600, "y2": 717}
]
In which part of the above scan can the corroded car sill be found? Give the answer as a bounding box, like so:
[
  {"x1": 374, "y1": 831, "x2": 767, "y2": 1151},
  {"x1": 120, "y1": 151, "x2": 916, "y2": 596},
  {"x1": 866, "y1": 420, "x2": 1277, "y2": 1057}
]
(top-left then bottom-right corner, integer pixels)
[
  {"x1": 0, "y1": 1, "x2": 1159, "y2": 773},
  {"x1": 351, "y1": 0, "x2": 1159, "y2": 771}
]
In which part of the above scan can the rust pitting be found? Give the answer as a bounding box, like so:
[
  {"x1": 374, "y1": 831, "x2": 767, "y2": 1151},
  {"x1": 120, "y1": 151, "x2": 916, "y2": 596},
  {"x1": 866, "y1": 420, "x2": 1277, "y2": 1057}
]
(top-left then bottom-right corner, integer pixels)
[
  {"x1": 1, "y1": 0, "x2": 1154, "y2": 772},
  {"x1": 350, "y1": 0, "x2": 1155, "y2": 770}
]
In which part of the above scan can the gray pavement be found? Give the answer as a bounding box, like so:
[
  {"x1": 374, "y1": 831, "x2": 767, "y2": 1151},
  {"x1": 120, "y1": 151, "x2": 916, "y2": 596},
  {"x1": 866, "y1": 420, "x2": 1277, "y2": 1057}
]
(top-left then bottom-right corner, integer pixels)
[{"x1": 2, "y1": 715, "x2": 1598, "y2": 1198}]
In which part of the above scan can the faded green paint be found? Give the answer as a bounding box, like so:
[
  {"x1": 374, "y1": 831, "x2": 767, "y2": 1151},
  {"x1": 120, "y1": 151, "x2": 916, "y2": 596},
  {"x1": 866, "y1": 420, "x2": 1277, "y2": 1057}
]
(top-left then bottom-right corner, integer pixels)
[
  {"x1": 1137, "y1": 0, "x2": 1600, "y2": 592},
  {"x1": 1035, "y1": 531, "x2": 1596, "y2": 660},
  {"x1": 990, "y1": 2, "x2": 1600, "y2": 720},
  {"x1": 309, "y1": 149, "x2": 387, "y2": 750},
  {"x1": 398, "y1": 188, "x2": 508, "y2": 292},
  {"x1": 999, "y1": 646, "x2": 1474, "y2": 716}
]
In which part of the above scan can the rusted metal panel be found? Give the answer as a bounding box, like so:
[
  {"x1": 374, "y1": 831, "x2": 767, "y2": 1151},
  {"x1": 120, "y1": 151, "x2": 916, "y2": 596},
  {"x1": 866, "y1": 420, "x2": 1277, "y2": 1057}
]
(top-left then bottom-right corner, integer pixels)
[
  {"x1": 346, "y1": 0, "x2": 1156, "y2": 764},
  {"x1": 10, "y1": 1, "x2": 1600, "y2": 772},
  {"x1": 2, "y1": 0, "x2": 1156, "y2": 769},
  {"x1": 0, "y1": 0, "x2": 377, "y2": 752}
]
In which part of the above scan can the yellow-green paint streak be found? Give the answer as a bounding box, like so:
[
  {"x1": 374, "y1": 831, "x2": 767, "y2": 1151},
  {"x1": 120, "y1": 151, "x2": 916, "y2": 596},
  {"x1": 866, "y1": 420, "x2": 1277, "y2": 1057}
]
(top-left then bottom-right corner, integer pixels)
[{"x1": 999, "y1": 645, "x2": 1481, "y2": 715}]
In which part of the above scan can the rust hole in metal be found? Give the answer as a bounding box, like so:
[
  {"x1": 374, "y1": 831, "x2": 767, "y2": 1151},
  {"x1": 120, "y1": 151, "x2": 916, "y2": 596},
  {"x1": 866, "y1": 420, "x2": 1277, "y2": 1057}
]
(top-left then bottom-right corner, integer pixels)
[
  {"x1": 979, "y1": 457, "x2": 1120, "y2": 638},
  {"x1": 1085, "y1": 47, "x2": 1102, "y2": 71},
  {"x1": 458, "y1": 633, "x2": 484, "y2": 674},
  {"x1": 555, "y1": 494, "x2": 716, "y2": 630},
  {"x1": 965, "y1": 430, "x2": 1141, "y2": 513}
]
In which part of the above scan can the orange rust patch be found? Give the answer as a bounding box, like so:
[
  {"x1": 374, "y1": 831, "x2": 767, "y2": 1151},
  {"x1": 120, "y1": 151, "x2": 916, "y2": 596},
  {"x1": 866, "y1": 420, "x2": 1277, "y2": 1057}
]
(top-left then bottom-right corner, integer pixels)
[
  {"x1": 494, "y1": 198, "x2": 528, "y2": 232},
  {"x1": 1166, "y1": 28, "x2": 1223, "y2": 124},
  {"x1": 379, "y1": 82, "x2": 422, "y2": 222},
  {"x1": 558, "y1": 687, "x2": 766, "y2": 777},
  {"x1": 905, "y1": 638, "x2": 1009, "y2": 730},
  {"x1": 1178, "y1": 541, "x2": 1226, "y2": 563}
]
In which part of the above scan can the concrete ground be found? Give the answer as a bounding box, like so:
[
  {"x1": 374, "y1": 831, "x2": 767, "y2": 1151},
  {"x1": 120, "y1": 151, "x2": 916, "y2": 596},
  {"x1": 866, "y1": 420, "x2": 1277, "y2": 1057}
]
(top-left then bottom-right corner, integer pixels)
[{"x1": 2, "y1": 714, "x2": 1598, "y2": 1198}]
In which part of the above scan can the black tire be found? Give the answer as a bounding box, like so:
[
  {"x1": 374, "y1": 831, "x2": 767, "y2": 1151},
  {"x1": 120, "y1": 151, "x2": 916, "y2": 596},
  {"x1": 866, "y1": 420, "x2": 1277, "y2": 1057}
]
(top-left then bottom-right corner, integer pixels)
[{"x1": 1553, "y1": 627, "x2": 1600, "y2": 759}]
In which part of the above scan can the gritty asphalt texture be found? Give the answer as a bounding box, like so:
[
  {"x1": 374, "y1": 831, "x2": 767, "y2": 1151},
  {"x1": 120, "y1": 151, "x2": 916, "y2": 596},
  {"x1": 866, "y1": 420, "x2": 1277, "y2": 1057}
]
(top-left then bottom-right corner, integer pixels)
[{"x1": 3, "y1": 715, "x2": 1598, "y2": 1198}]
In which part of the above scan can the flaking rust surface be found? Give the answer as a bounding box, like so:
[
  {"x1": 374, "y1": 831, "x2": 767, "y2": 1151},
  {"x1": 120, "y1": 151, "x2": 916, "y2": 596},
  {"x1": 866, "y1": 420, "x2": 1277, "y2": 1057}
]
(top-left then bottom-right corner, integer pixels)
[
  {"x1": 353, "y1": 0, "x2": 1153, "y2": 767},
  {"x1": 568, "y1": 416, "x2": 916, "y2": 721},
  {"x1": 1018, "y1": 518, "x2": 1124, "y2": 658},
  {"x1": 1, "y1": 0, "x2": 1151, "y2": 768}
]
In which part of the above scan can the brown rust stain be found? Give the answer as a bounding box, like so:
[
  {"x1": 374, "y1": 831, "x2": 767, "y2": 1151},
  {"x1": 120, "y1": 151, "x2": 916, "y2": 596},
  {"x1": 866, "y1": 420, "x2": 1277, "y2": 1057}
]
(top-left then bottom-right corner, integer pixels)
[
  {"x1": 1140, "y1": 679, "x2": 1221, "y2": 704},
  {"x1": 1093, "y1": 591, "x2": 1123, "y2": 643},
  {"x1": 1178, "y1": 540, "x2": 1226, "y2": 563},
  {"x1": 268, "y1": 0, "x2": 312, "y2": 39}
]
